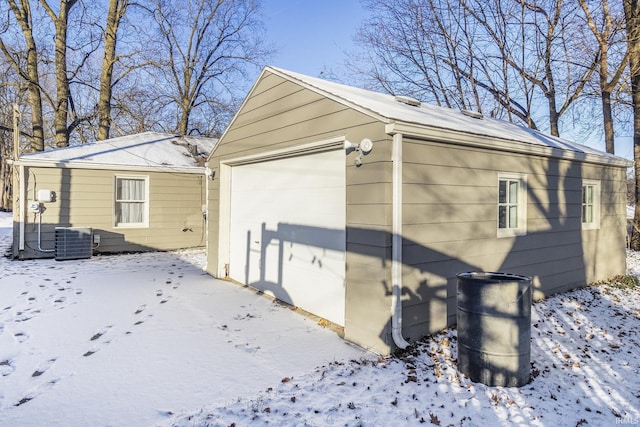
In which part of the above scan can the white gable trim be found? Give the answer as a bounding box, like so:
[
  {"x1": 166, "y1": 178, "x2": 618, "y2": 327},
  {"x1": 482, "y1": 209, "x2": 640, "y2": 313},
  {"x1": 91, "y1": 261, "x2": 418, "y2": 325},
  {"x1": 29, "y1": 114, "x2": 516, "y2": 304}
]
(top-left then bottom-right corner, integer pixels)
[{"x1": 266, "y1": 67, "x2": 390, "y2": 124}]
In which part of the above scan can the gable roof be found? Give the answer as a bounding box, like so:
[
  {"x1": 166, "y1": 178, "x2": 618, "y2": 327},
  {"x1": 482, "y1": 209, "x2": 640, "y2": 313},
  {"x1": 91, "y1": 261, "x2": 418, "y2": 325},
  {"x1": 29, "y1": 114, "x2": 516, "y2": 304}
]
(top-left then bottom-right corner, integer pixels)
[
  {"x1": 265, "y1": 66, "x2": 631, "y2": 168},
  {"x1": 15, "y1": 132, "x2": 218, "y2": 173}
]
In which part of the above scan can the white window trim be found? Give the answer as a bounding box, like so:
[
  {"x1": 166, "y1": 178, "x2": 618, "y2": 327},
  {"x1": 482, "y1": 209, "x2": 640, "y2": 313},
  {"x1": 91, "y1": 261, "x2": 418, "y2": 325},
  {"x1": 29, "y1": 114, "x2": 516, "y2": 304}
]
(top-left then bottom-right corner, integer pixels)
[
  {"x1": 114, "y1": 175, "x2": 150, "y2": 228},
  {"x1": 497, "y1": 172, "x2": 527, "y2": 238},
  {"x1": 581, "y1": 179, "x2": 601, "y2": 230}
]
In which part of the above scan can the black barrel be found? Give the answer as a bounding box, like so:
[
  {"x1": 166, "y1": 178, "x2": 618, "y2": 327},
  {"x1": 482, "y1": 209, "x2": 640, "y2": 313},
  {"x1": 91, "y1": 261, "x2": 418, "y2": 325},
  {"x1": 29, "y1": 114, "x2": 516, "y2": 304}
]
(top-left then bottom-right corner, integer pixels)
[{"x1": 456, "y1": 272, "x2": 532, "y2": 387}]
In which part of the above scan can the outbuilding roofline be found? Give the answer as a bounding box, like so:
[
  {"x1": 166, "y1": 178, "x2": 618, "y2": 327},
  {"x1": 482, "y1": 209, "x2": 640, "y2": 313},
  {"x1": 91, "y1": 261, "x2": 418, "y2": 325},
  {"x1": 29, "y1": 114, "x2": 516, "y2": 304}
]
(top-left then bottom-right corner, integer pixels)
[
  {"x1": 14, "y1": 131, "x2": 217, "y2": 173},
  {"x1": 10, "y1": 158, "x2": 205, "y2": 174},
  {"x1": 264, "y1": 66, "x2": 632, "y2": 169}
]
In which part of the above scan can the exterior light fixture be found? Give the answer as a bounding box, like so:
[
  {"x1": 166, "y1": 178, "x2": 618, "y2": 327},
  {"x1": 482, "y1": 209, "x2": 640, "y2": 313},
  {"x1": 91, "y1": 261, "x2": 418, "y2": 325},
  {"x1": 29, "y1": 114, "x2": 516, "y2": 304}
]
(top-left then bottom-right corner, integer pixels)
[{"x1": 345, "y1": 138, "x2": 374, "y2": 167}]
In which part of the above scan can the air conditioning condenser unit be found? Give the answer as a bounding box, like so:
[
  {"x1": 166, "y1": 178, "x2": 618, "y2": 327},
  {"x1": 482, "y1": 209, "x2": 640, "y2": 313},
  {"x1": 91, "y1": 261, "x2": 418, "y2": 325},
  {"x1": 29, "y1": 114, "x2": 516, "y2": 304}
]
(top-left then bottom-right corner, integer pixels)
[{"x1": 55, "y1": 227, "x2": 92, "y2": 261}]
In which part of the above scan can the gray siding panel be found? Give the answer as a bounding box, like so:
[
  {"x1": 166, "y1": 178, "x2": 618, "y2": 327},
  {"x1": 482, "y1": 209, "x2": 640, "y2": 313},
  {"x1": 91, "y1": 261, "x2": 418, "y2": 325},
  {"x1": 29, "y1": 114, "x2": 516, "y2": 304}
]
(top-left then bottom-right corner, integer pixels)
[{"x1": 400, "y1": 139, "x2": 627, "y2": 342}]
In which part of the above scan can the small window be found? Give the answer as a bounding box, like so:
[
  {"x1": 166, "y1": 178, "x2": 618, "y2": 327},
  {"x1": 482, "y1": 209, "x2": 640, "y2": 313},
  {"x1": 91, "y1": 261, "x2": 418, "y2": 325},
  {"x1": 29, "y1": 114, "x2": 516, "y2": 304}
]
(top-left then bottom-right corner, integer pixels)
[
  {"x1": 497, "y1": 173, "x2": 527, "y2": 237},
  {"x1": 114, "y1": 176, "x2": 149, "y2": 227},
  {"x1": 582, "y1": 180, "x2": 600, "y2": 230}
]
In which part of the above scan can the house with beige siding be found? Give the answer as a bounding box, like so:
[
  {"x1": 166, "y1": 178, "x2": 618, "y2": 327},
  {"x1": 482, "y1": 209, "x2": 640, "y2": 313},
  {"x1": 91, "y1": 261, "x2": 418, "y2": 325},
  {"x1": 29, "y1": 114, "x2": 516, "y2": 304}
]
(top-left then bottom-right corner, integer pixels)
[
  {"x1": 206, "y1": 66, "x2": 631, "y2": 354},
  {"x1": 12, "y1": 132, "x2": 216, "y2": 260}
]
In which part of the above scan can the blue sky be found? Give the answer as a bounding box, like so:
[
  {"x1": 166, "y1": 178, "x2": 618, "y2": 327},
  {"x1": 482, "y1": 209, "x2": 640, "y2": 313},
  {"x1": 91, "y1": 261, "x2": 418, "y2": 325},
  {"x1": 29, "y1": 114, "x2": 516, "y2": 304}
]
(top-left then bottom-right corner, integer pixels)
[{"x1": 261, "y1": 0, "x2": 367, "y2": 77}]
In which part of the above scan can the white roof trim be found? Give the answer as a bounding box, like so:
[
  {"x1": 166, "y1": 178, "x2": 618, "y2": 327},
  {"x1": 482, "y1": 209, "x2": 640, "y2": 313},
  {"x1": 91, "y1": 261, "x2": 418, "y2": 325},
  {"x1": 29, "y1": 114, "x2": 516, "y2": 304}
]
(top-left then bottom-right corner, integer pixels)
[
  {"x1": 386, "y1": 122, "x2": 632, "y2": 168},
  {"x1": 266, "y1": 66, "x2": 390, "y2": 124},
  {"x1": 221, "y1": 136, "x2": 346, "y2": 166},
  {"x1": 13, "y1": 159, "x2": 205, "y2": 174}
]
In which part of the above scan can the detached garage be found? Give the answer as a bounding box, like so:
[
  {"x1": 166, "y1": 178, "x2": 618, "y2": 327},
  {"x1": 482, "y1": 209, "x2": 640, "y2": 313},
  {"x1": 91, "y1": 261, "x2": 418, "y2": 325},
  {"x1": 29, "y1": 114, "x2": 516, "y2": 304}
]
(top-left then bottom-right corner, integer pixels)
[
  {"x1": 12, "y1": 132, "x2": 216, "y2": 260},
  {"x1": 206, "y1": 66, "x2": 631, "y2": 354}
]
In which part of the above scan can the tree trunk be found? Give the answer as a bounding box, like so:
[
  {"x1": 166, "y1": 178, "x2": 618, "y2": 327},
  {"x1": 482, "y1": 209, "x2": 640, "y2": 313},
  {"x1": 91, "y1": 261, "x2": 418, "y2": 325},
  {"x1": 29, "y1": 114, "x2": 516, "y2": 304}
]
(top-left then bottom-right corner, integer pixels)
[
  {"x1": 0, "y1": 141, "x2": 9, "y2": 210},
  {"x1": 547, "y1": 95, "x2": 560, "y2": 137},
  {"x1": 602, "y1": 89, "x2": 615, "y2": 154},
  {"x1": 41, "y1": 0, "x2": 78, "y2": 148},
  {"x1": 624, "y1": 0, "x2": 640, "y2": 250},
  {"x1": 178, "y1": 101, "x2": 190, "y2": 135},
  {"x1": 4, "y1": 0, "x2": 45, "y2": 152},
  {"x1": 53, "y1": 16, "x2": 70, "y2": 148},
  {"x1": 98, "y1": 0, "x2": 127, "y2": 141}
]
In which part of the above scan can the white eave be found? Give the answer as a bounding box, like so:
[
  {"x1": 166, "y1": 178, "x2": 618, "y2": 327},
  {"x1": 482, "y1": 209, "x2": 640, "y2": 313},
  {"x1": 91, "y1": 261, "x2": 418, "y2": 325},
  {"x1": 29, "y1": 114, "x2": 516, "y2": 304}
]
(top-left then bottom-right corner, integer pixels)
[
  {"x1": 11, "y1": 158, "x2": 206, "y2": 174},
  {"x1": 385, "y1": 121, "x2": 633, "y2": 168}
]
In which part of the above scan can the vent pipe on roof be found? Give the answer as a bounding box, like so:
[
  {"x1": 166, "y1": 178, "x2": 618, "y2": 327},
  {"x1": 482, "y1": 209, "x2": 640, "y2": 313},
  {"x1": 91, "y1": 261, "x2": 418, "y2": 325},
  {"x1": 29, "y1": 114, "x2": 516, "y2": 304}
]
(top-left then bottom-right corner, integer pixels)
[
  {"x1": 394, "y1": 95, "x2": 421, "y2": 107},
  {"x1": 461, "y1": 109, "x2": 483, "y2": 119}
]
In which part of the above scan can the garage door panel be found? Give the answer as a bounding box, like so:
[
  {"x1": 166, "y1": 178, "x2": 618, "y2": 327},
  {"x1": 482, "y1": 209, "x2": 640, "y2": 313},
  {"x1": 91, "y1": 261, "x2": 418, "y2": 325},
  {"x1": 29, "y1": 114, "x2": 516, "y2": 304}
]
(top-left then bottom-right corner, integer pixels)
[{"x1": 229, "y1": 150, "x2": 346, "y2": 326}]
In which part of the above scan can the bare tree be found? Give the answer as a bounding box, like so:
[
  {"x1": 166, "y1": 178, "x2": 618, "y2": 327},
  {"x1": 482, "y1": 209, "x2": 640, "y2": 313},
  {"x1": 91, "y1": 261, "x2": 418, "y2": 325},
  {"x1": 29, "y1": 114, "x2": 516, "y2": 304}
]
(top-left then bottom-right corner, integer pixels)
[
  {"x1": 579, "y1": 0, "x2": 628, "y2": 154},
  {"x1": 624, "y1": 0, "x2": 640, "y2": 250},
  {"x1": 354, "y1": 0, "x2": 600, "y2": 138},
  {"x1": 98, "y1": 0, "x2": 128, "y2": 141},
  {"x1": 39, "y1": 0, "x2": 78, "y2": 148},
  {"x1": 149, "y1": 0, "x2": 269, "y2": 136},
  {"x1": 0, "y1": 0, "x2": 45, "y2": 152}
]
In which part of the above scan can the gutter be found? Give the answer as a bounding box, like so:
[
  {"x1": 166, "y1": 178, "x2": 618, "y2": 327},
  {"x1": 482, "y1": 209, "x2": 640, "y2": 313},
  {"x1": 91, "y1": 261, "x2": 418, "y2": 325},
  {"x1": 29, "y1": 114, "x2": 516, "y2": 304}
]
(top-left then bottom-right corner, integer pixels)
[
  {"x1": 12, "y1": 159, "x2": 206, "y2": 175},
  {"x1": 391, "y1": 133, "x2": 410, "y2": 350},
  {"x1": 386, "y1": 122, "x2": 633, "y2": 169}
]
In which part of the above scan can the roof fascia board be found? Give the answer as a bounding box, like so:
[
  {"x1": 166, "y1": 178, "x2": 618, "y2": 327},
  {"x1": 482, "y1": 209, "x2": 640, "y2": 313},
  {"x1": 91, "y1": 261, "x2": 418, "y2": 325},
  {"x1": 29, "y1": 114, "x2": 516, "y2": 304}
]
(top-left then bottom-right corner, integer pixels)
[
  {"x1": 386, "y1": 122, "x2": 632, "y2": 168},
  {"x1": 266, "y1": 66, "x2": 389, "y2": 124},
  {"x1": 13, "y1": 159, "x2": 205, "y2": 174}
]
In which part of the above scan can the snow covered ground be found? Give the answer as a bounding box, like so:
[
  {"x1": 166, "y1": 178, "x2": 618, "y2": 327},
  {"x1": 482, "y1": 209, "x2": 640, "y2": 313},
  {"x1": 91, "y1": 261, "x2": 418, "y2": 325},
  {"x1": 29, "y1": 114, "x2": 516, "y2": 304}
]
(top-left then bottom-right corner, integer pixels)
[{"x1": 1, "y1": 210, "x2": 639, "y2": 426}]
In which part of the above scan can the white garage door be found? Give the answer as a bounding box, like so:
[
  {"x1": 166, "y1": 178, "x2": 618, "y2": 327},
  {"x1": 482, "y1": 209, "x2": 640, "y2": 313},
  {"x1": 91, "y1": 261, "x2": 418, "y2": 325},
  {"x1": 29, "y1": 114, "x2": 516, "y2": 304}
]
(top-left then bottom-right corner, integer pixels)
[{"x1": 228, "y1": 149, "x2": 346, "y2": 326}]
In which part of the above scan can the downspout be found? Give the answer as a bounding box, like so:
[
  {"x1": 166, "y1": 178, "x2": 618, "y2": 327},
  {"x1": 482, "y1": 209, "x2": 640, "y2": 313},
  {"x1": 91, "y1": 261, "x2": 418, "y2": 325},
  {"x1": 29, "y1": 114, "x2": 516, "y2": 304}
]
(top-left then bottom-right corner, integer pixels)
[
  {"x1": 391, "y1": 132, "x2": 410, "y2": 350},
  {"x1": 18, "y1": 164, "x2": 25, "y2": 252},
  {"x1": 204, "y1": 167, "x2": 212, "y2": 271}
]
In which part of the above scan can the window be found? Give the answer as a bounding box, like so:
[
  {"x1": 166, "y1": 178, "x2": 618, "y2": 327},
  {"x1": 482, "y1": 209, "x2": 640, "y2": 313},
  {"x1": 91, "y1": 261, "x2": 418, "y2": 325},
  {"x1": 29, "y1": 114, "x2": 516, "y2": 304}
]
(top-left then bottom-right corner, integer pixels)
[
  {"x1": 582, "y1": 180, "x2": 601, "y2": 230},
  {"x1": 114, "y1": 176, "x2": 149, "y2": 227},
  {"x1": 497, "y1": 173, "x2": 527, "y2": 237}
]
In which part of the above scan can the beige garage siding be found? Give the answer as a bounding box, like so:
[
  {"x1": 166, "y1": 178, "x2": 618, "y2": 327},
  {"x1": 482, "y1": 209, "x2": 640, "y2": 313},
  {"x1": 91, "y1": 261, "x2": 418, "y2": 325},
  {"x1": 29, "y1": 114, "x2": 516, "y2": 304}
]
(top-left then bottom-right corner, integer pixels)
[
  {"x1": 18, "y1": 166, "x2": 205, "y2": 259},
  {"x1": 399, "y1": 138, "x2": 627, "y2": 341}
]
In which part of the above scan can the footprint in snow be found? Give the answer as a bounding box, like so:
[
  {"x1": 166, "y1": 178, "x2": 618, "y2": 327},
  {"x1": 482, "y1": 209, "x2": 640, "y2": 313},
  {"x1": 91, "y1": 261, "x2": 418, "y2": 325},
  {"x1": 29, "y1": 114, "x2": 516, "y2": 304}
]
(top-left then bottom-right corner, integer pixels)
[
  {"x1": 0, "y1": 359, "x2": 15, "y2": 377},
  {"x1": 14, "y1": 332, "x2": 29, "y2": 343},
  {"x1": 15, "y1": 312, "x2": 33, "y2": 323},
  {"x1": 32, "y1": 358, "x2": 57, "y2": 378},
  {"x1": 134, "y1": 305, "x2": 146, "y2": 315},
  {"x1": 90, "y1": 325, "x2": 113, "y2": 341},
  {"x1": 134, "y1": 314, "x2": 153, "y2": 326},
  {"x1": 83, "y1": 348, "x2": 98, "y2": 357},
  {"x1": 14, "y1": 378, "x2": 60, "y2": 407}
]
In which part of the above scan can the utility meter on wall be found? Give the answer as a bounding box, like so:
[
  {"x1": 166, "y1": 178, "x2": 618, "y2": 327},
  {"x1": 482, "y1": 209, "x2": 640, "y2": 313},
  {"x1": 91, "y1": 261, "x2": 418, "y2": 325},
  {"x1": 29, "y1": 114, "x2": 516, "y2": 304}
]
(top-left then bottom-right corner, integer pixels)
[
  {"x1": 28, "y1": 201, "x2": 42, "y2": 212},
  {"x1": 37, "y1": 190, "x2": 56, "y2": 203}
]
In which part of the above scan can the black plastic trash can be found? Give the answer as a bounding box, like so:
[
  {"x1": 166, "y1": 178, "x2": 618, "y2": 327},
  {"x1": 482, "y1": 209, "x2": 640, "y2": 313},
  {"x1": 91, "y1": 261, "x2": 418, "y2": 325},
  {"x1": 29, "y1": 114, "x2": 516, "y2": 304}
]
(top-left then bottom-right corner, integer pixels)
[{"x1": 456, "y1": 272, "x2": 532, "y2": 387}]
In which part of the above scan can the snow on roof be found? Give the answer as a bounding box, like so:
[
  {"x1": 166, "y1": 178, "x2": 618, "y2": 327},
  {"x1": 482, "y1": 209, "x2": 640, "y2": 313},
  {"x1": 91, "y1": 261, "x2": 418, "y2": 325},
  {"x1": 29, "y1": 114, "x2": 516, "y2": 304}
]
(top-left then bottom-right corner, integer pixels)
[
  {"x1": 17, "y1": 132, "x2": 218, "y2": 170},
  {"x1": 267, "y1": 66, "x2": 629, "y2": 165}
]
